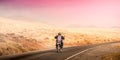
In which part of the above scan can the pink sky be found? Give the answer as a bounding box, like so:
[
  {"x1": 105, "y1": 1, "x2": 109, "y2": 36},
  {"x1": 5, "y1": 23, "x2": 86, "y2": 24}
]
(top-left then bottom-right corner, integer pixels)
[{"x1": 0, "y1": 0, "x2": 120, "y2": 28}]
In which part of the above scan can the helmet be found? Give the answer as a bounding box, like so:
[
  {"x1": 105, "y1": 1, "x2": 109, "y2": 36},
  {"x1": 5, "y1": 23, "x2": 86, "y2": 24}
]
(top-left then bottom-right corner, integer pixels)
[{"x1": 58, "y1": 32, "x2": 61, "y2": 35}]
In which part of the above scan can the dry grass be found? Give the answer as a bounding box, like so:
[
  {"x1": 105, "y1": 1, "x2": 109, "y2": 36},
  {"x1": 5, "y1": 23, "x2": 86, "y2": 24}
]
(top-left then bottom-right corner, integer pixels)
[
  {"x1": 0, "y1": 33, "x2": 43, "y2": 56},
  {"x1": 102, "y1": 53, "x2": 120, "y2": 60},
  {"x1": 0, "y1": 17, "x2": 120, "y2": 56},
  {"x1": 101, "y1": 43, "x2": 120, "y2": 60}
]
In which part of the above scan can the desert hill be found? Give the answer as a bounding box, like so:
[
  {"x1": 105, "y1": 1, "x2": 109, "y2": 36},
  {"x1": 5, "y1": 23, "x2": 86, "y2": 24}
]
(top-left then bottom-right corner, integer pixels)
[{"x1": 0, "y1": 17, "x2": 120, "y2": 56}]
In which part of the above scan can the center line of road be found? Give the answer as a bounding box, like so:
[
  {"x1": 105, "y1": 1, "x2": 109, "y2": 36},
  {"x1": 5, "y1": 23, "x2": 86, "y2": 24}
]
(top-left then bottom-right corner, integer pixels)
[{"x1": 65, "y1": 47, "x2": 93, "y2": 60}]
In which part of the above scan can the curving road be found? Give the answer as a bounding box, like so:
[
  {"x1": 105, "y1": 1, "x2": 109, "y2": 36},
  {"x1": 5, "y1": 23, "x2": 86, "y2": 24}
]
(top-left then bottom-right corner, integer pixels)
[{"x1": 0, "y1": 41, "x2": 120, "y2": 60}]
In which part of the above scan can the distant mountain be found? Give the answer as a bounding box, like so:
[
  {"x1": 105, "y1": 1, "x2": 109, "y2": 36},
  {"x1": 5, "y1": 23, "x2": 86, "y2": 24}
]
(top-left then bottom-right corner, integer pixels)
[{"x1": 67, "y1": 24, "x2": 120, "y2": 28}]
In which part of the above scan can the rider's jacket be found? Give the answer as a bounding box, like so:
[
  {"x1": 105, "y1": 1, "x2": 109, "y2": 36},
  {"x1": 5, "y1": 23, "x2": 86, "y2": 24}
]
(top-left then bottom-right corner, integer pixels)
[{"x1": 55, "y1": 35, "x2": 65, "y2": 43}]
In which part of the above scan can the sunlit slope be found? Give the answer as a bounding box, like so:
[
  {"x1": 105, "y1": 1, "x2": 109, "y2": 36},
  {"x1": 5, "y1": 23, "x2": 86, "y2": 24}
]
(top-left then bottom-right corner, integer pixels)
[
  {"x1": 65, "y1": 28, "x2": 120, "y2": 45},
  {"x1": 0, "y1": 17, "x2": 66, "y2": 41}
]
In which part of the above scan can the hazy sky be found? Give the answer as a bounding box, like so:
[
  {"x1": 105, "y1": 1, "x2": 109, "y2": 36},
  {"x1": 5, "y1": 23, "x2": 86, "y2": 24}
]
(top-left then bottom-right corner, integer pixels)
[{"x1": 0, "y1": 0, "x2": 120, "y2": 28}]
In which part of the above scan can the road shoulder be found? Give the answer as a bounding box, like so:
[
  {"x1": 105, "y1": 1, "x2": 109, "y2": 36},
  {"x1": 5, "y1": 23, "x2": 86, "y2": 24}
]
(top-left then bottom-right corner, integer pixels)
[{"x1": 69, "y1": 43, "x2": 120, "y2": 60}]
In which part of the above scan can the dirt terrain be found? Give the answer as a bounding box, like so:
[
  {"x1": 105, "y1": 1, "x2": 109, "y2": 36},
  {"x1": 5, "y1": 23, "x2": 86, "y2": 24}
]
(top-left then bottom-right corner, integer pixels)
[{"x1": 0, "y1": 17, "x2": 120, "y2": 56}]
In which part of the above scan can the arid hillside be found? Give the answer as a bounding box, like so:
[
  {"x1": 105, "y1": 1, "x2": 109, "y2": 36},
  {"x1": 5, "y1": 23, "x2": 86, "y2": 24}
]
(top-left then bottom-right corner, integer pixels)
[
  {"x1": 0, "y1": 17, "x2": 120, "y2": 56},
  {"x1": 0, "y1": 33, "x2": 43, "y2": 55}
]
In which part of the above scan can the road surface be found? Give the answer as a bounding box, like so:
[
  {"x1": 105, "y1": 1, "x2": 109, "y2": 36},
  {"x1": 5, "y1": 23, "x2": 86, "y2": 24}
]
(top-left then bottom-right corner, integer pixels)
[{"x1": 0, "y1": 41, "x2": 120, "y2": 60}]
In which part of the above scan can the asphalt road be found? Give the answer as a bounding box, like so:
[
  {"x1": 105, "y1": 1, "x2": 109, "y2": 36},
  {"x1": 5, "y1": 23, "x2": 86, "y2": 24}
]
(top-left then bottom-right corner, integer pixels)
[{"x1": 0, "y1": 41, "x2": 120, "y2": 60}]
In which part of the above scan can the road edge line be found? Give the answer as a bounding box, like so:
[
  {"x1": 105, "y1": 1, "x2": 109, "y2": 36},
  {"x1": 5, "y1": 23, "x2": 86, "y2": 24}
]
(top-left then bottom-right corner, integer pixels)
[{"x1": 65, "y1": 48, "x2": 93, "y2": 60}]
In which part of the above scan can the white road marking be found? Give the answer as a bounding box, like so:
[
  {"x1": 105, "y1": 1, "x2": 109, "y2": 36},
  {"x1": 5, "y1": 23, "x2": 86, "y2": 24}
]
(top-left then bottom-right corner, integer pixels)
[{"x1": 65, "y1": 48, "x2": 93, "y2": 60}]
